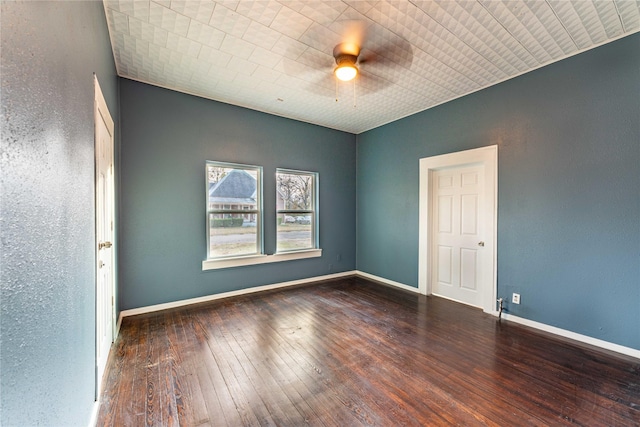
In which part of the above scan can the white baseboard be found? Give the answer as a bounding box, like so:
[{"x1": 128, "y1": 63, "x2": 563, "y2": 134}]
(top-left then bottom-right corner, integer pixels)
[
  {"x1": 119, "y1": 270, "x2": 357, "y2": 320},
  {"x1": 87, "y1": 400, "x2": 99, "y2": 427},
  {"x1": 355, "y1": 270, "x2": 422, "y2": 294},
  {"x1": 501, "y1": 313, "x2": 640, "y2": 360}
]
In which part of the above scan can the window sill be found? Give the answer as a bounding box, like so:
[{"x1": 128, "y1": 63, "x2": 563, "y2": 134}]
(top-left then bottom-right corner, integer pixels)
[{"x1": 202, "y1": 249, "x2": 322, "y2": 271}]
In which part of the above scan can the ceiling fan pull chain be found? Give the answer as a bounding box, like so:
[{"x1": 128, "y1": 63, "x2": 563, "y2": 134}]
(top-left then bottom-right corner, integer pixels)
[
  {"x1": 335, "y1": 79, "x2": 339, "y2": 103},
  {"x1": 353, "y1": 78, "x2": 357, "y2": 108}
]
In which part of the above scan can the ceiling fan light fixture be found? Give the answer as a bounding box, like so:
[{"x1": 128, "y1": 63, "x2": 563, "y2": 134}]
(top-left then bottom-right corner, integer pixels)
[
  {"x1": 335, "y1": 63, "x2": 358, "y2": 81},
  {"x1": 333, "y1": 53, "x2": 359, "y2": 82}
]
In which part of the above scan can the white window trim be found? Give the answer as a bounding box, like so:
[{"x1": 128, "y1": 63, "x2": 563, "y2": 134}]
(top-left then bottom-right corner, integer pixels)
[{"x1": 202, "y1": 249, "x2": 322, "y2": 271}]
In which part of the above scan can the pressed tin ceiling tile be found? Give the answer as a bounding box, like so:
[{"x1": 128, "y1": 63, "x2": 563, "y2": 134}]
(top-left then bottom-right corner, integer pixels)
[
  {"x1": 186, "y1": 20, "x2": 225, "y2": 49},
  {"x1": 242, "y1": 20, "x2": 282, "y2": 50},
  {"x1": 148, "y1": 1, "x2": 190, "y2": 36},
  {"x1": 104, "y1": 0, "x2": 640, "y2": 134},
  {"x1": 236, "y1": 1, "x2": 283, "y2": 26},
  {"x1": 617, "y1": 0, "x2": 640, "y2": 30},
  {"x1": 170, "y1": 0, "x2": 215, "y2": 23},
  {"x1": 209, "y1": 3, "x2": 252, "y2": 38},
  {"x1": 269, "y1": 5, "x2": 314, "y2": 39}
]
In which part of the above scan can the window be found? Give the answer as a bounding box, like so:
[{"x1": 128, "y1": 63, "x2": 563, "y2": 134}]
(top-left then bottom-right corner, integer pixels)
[
  {"x1": 206, "y1": 161, "x2": 262, "y2": 259},
  {"x1": 203, "y1": 163, "x2": 321, "y2": 271},
  {"x1": 276, "y1": 169, "x2": 318, "y2": 253}
]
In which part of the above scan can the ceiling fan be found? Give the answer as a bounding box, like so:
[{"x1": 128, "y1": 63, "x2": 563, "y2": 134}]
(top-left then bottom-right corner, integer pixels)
[
  {"x1": 330, "y1": 21, "x2": 413, "y2": 89},
  {"x1": 288, "y1": 21, "x2": 414, "y2": 100}
]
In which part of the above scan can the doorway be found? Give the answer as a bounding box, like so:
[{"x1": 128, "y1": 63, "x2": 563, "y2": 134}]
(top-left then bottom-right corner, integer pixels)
[
  {"x1": 418, "y1": 146, "x2": 497, "y2": 314},
  {"x1": 94, "y1": 75, "x2": 115, "y2": 396}
]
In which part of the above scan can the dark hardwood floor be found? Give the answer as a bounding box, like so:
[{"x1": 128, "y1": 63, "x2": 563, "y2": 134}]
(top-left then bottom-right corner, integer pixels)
[{"x1": 97, "y1": 277, "x2": 640, "y2": 426}]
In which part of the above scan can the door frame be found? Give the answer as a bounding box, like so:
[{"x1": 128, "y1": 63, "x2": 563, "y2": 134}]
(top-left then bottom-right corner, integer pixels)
[
  {"x1": 94, "y1": 75, "x2": 115, "y2": 397},
  {"x1": 418, "y1": 145, "x2": 498, "y2": 314}
]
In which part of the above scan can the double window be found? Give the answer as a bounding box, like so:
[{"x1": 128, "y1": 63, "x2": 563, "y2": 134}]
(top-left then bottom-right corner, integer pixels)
[{"x1": 205, "y1": 162, "x2": 318, "y2": 267}]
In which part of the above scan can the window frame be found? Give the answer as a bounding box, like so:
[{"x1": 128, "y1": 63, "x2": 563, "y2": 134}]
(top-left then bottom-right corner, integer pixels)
[
  {"x1": 205, "y1": 161, "x2": 263, "y2": 261},
  {"x1": 202, "y1": 164, "x2": 322, "y2": 271},
  {"x1": 276, "y1": 168, "x2": 319, "y2": 254}
]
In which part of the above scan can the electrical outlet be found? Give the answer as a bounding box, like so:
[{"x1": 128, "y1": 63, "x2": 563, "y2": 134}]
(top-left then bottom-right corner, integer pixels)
[{"x1": 512, "y1": 293, "x2": 521, "y2": 304}]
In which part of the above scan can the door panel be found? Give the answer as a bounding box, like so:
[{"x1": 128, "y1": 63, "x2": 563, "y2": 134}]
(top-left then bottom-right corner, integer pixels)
[
  {"x1": 460, "y1": 248, "x2": 477, "y2": 290},
  {"x1": 438, "y1": 196, "x2": 453, "y2": 233},
  {"x1": 432, "y1": 165, "x2": 484, "y2": 307},
  {"x1": 461, "y1": 194, "x2": 478, "y2": 235},
  {"x1": 438, "y1": 245, "x2": 452, "y2": 285}
]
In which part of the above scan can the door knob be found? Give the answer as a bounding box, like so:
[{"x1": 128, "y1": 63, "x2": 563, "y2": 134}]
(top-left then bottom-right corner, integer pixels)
[
  {"x1": 99, "y1": 241, "x2": 112, "y2": 250},
  {"x1": 478, "y1": 241, "x2": 485, "y2": 247}
]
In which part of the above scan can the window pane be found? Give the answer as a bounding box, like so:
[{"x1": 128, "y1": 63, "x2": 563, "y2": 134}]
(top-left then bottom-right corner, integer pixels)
[
  {"x1": 276, "y1": 172, "x2": 313, "y2": 211},
  {"x1": 207, "y1": 162, "x2": 261, "y2": 259},
  {"x1": 208, "y1": 166, "x2": 258, "y2": 211},
  {"x1": 277, "y1": 213, "x2": 313, "y2": 252},
  {"x1": 276, "y1": 169, "x2": 316, "y2": 253},
  {"x1": 209, "y1": 213, "x2": 257, "y2": 257}
]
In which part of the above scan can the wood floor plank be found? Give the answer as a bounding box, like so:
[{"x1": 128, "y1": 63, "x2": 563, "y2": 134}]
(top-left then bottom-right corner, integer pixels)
[
  {"x1": 259, "y1": 293, "x2": 381, "y2": 425},
  {"x1": 144, "y1": 314, "x2": 162, "y2": 427},
  {"x1": 189, "y1": 313, "x2": 243, "y2": 426},
  {"x1": 169, "y1": 309, "x2": 212, "y2": 426},
  {"x1": 200, "y1": 308, "x2": 272, "y2": 426},
  {"x1": 246, "y1": 297, "x2": 350, "y2": 427},
  {"x1": 165, "y1": 310, "x2": 195, "y2": 426},
  {"x1": 97, "y1": 277, "x2": 640, "y2": 426},
  {"x1": 218, "y1": 299, "x2": 322, "y2": 426},
  {"x1": 130, "y1": 316, "x2": 149, "y2": 426},
  {"x1": 210, "y1": 306, "x2": 293, "y2": 426},
  {"x1": 283, "y1": 287, "x2": 492, "y2": 426}
]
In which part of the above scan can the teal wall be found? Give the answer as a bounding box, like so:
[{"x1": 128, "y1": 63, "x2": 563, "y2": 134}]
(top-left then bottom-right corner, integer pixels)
[
  {"x1": 1, "y1": 2, "x2": 119, "y2": 426},
  {"x1": 357, "y1": 34, "x2": 640, "y2": 350},
  {"x1": 118, "y1": 79, "x2": 356, "y2": 310}
]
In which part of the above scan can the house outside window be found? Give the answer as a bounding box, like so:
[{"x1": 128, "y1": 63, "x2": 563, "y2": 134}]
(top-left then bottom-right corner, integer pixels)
[
  {"x1": 206, "y1": 161, "x2": 262, "y2": 259},
  {"x1": 276, "y1": 169, "x2": 318, "y2": 253}
]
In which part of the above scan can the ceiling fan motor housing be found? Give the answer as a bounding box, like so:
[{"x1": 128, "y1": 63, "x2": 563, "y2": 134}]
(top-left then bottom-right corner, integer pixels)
[
  {"x1": 334, "y1": 53, "x2": 358, "y2": 67},
  {"x1": 333, "y1": 42, "x2": 361, "y2": 63}
]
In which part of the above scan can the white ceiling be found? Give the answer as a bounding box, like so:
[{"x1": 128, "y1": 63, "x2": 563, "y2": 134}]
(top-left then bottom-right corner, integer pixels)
[{"x1": 104, "y1": 1, "x2": 640, "y2": 134}]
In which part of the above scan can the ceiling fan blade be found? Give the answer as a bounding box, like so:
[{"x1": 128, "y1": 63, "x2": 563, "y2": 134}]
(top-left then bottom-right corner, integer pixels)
[
  {"x1": 340, "y1": 20, "x2": 366, "y2": 54},
  {"x1": 360, "y1": 24, "x2": 413, "y2": 71},
  {"x1": 306, "y1": 74, "x2": 336, "y2": 97},
  {"x1": 358, "y1": 50, "x2": 377, "y2": 65},
  {"x1": 355, "y1": 69, "x2": 395, "y2": 95}
]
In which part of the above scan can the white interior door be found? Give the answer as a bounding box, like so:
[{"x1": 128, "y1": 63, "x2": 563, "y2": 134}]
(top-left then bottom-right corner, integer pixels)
[
  {"x1": 419, "y1": 145, "x2": 497, "y2": 314},
  {"x1": 431, "y1": 165, "x2": 485, "y2": 307},
  {"x1": 95, "y1": 76, "x2": 115, "y2": 395}
]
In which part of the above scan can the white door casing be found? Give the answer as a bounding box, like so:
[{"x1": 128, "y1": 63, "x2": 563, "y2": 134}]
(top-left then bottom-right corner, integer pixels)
[
  {"x1": 418, "y1": 146, "x2": 497, "y2": 314},
  {"x1": 95, "y1": 75, "x2": 115, "y2": 396}
]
